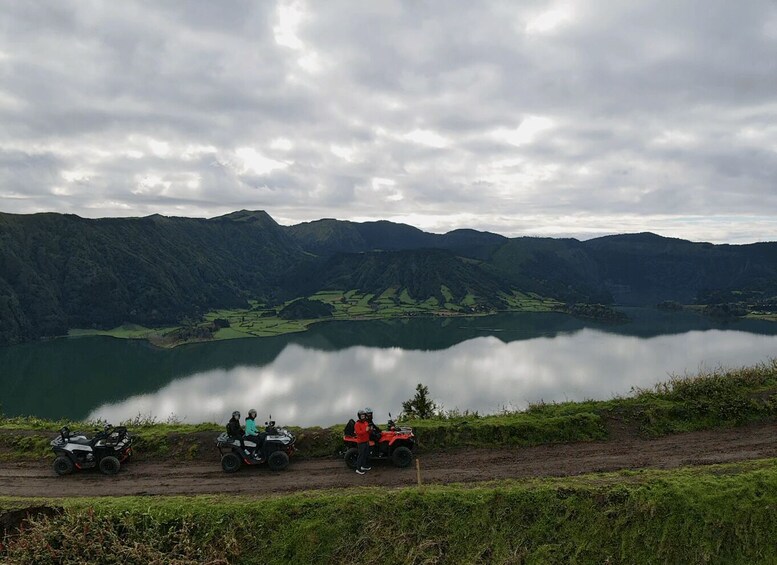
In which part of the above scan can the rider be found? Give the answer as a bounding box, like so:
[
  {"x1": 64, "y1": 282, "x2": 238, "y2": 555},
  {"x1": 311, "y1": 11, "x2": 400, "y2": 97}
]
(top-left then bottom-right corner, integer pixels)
[
  {"x1": 227, "y1": 411, "x2": 243, "y2": 437},
  {"x1": 244, "y1": 408, "x2": 264, "y2": 457},
  {"x1": 365, "y1": 407, "x2": 381, "y2": 442},
  {"x1": 226, "y1": 411, "x2": 246, "y2": 452},
  {"x1": 354, "y1": 408, "x2": 372, "y2": 475}
]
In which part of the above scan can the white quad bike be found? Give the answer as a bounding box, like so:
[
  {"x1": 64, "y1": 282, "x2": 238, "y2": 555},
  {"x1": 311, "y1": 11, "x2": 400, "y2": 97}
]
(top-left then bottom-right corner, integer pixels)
[
  {"x1": 216, "y1": 419, "x2": 295, "y2": 473},
  {"x1": 50, "y1": 425, "x2": 132, "y2": 476}
]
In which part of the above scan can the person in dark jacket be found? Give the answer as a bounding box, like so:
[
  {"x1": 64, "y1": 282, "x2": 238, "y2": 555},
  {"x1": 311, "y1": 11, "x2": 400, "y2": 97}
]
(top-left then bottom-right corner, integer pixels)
[
  {"x1": 365, "y1": 407, "x2": 381, "y2": 442},
  {"x1": 226, "y1": 410, "x2": 246, "y2": 453},
  {"x1": 354, "y1": 408, "x2": 372, "y2": 475}
]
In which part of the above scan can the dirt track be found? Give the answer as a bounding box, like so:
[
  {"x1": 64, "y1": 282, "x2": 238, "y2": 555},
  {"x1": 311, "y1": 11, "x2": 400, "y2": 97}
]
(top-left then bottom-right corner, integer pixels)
[{"x1": 1, "y1": 421, "x2": 776, "y2": 498}]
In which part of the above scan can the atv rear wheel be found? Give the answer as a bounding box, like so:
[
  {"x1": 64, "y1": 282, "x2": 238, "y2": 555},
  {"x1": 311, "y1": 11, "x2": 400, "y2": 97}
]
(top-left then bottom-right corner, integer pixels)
[
  {"x1": 344, "y1": 447, "x2": 359, "y2": 469},
  {"x1": 53, "y1": 455, "x2": 74, "y2": 476},
  {"x1": 221, "y1": 452, "x2": 242, "y2": 473},
  {"x1": 267, "y1": 450, "x2": 289, "y2": 471},
  {"x1": 391, "y1": 446, "x2": 413, "y2": 468},
  {"x1": 99, "y1": 455, "x2": 121, "y2": 475}
]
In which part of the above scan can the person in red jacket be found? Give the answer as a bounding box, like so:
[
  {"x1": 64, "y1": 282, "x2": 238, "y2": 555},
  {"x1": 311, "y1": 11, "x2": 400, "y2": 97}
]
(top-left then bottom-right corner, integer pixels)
[{"x1": 354, "y1": 408, "x2": 372, "y2": 474}]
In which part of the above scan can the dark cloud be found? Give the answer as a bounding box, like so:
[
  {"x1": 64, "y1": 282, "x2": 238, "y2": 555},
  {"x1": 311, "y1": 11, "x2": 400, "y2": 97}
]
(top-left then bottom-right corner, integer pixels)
[{"x1": 1, "y1": 0, "x2": 776, "y2": 242}]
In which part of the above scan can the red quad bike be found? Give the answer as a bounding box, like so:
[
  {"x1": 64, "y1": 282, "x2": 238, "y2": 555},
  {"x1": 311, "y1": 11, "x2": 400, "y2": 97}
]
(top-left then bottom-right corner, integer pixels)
[{"x1": 343, "y1": 415, "x2": 415, "y2": 469}]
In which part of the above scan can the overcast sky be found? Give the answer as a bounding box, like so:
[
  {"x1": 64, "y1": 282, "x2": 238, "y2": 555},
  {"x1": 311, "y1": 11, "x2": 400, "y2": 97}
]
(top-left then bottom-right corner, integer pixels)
[{"x1": 1, "y1": 1, "x2": 776, "y2": 243}]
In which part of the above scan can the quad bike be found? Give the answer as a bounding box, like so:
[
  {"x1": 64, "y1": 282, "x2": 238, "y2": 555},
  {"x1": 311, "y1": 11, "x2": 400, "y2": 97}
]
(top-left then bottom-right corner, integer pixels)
[
  {"x1": 216, "y1": 419, "x2": 296, "y2": 473},
  {"x1": 342, "y1": 414, "x2": 415, "y2": 469},
  {"x1": 50, "y1": 424, "x2": 132, "y2": 476}
]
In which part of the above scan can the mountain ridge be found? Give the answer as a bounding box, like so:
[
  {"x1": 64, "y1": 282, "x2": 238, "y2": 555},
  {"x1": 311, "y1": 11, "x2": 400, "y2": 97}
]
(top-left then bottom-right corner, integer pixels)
[{"x1": 1, "y1": 210, "x2": 776, "y2": 345}]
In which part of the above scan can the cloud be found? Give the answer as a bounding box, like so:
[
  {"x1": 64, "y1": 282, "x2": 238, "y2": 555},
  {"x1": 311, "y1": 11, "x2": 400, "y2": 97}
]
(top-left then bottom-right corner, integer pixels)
[{"x1": 1, "y1": 0, "x2": 776, "y2": 242}]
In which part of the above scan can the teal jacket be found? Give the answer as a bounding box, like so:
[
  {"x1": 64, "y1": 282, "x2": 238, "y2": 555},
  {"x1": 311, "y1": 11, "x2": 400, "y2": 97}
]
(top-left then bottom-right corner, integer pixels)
[{"x1": 245, "y1": 418, "x2": 259, "y2": 436}]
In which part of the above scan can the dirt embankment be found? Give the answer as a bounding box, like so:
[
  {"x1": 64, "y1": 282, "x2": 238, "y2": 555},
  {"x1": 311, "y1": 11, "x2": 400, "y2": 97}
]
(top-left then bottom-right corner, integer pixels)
[{"x1": 1, "y1": 421, "x2": 776, "y2": 498}]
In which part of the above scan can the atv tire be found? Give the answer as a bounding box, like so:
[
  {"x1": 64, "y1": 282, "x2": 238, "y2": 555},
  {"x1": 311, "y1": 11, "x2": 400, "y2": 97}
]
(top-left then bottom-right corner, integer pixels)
[
  {"x1": 267, "y1": 450, "x2": 290, "y2": 471},
  {"x1": 221, "y1": 452, "x2": 242, "y2": 473},
  {"x1": 344, "y1": 447, "x2": 359, "y2": 469},
  {"x1": 391, "y1": 446, "x2": 413, "y2": 468},
  {"x1": 99, "y1": 455, "x2": 121, "y2": 475},
  {"x1": 53, "y1": 455, "x2": 74, "y2": 476}
]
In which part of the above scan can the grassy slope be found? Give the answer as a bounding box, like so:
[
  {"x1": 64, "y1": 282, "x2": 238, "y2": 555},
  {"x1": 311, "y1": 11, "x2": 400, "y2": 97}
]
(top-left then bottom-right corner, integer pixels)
[{"x1": 2, "y1": 461, "x2": 777, "y2": 564}]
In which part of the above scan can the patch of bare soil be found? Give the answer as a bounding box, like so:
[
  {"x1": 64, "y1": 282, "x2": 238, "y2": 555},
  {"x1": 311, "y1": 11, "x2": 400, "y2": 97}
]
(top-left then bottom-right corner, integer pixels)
[{"x1": 0, "y1": 421, "x2": 775, "y2": 498}]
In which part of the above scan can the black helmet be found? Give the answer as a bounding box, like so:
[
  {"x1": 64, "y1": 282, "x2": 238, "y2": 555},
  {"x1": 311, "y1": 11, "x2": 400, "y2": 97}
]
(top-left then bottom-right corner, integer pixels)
[
  {"x1": 248, "y1": 409, "x2": 257, "y2": 419},
  {"x1": 357, "y1": 409, "x2": 366, "y2": 418},
  {"x1": 232, "y1": 410, "x2": 241, "y2": 420}
]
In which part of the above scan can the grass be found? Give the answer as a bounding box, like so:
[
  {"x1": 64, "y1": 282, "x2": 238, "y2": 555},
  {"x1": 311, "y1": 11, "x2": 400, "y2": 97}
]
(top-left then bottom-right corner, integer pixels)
[
  {"x1": 0, "y1": 416, "x2": 223, "y2": 461},
  {"x1": 2, "y1": 461, "x2": 777, "y2": 563},
  {"x1": 402, "y1": 359, "x2": 777, "y2": 449},
  {"x1": 68, "y1": 323, "x2": 179, "y2": 340},
  {"x1": 501, "y1": 290, "x2": 565, "y2": 311}
]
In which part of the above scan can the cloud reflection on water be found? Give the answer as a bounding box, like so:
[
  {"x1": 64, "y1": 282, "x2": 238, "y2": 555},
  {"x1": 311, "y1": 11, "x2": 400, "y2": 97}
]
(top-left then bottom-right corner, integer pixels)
[{"x1": 88, "y1": 328, "x2": 777, "y2": 427}]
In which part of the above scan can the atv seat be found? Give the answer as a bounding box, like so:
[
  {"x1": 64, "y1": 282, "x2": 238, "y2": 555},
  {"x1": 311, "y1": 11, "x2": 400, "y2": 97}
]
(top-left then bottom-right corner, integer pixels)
[{"x1": 68, "y1": 436, "x2": 91, "y2": 445}]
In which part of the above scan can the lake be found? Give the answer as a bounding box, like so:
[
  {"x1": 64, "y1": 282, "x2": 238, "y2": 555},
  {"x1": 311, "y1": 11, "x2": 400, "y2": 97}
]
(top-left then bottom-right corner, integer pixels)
[{"x1": 1, "y1": 308, "x2": 776, "y2": 427}]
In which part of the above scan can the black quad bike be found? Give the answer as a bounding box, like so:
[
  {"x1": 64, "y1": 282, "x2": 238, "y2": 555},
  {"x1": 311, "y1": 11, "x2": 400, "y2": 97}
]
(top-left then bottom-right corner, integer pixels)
[
  {"x1": 216, "y1": 419, "x2": 296, "y2": 473},
  {"x1": 343, "y1": 414, "x2": 415, "y2": 469},
  {"x1": 50, "y1": 424, "x2": 132, "y2": 476}
]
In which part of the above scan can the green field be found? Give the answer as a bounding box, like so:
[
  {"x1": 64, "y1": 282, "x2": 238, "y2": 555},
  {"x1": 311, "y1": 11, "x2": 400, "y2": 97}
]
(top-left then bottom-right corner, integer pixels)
[{"x1": 68, "y1": 288, "x2": 567, "y2": 347}]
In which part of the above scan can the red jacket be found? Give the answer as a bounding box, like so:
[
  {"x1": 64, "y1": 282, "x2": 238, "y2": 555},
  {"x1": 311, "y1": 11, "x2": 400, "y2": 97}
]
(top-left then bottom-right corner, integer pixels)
[{"x1": 354, "y1": 419, "x2": 370, "y2": 443}]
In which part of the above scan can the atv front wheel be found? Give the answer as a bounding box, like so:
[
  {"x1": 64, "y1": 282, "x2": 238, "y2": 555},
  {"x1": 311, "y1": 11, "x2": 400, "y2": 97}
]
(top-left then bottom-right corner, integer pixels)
[
  {"x1": 53, "y1": 456, "x2": 74, "y2": 476},
  {"x1": 221, "y1": 452, "x2": 242, "y2": 473},
  {"x1": 391, "y1": 446, "x2": 413, "y2": 468},
  {"x1": 267, "y1": 450, "x2": 289, "y2": 471},
  {"x1": 99, "y1": 455, "x2": 121, "y2": 475},
  {"x1": 344, "y1": 447, "x2": 359, "y2": 469}
]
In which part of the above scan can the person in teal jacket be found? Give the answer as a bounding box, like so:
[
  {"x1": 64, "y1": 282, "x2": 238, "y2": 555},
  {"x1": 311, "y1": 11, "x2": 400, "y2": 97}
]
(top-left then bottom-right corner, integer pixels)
[{"x1": 244, "y1": 409, "x2": 263, "y2": 456}]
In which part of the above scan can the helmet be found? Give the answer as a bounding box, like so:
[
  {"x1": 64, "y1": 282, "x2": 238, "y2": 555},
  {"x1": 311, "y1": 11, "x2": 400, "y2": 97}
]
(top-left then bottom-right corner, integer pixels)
[
  {"x1": 232, "y1": 410, "x2": 241, "y2": 420},
  {"x1": 248, "y1": 409, "x2": 257, "y2": 419},
  {"x1": 364, "y1": 407, "x2": 373, "y2": 415},
  {"x1": 357, "y1": 409, "x2": 366, "y2": 418}
]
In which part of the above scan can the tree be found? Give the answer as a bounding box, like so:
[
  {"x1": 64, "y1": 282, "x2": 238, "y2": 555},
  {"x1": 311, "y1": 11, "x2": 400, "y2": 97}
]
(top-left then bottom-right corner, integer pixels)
[{"x1": 401, "y1": 383, "x2": 437, "y2": 420}]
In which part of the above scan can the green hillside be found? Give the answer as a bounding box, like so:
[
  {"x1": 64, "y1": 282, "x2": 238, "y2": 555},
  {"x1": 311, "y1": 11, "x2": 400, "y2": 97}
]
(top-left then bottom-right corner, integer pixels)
[
  {"x1": 584, "y1": 232, "x2": 777, "y2": 305},
  {"x1": 0, "y1": 211, "x2": 305, "y2": 345},
  {"x1": 2, "y1": 211, "x2": 777, "y2": 346},
  {"x1": 290, "y1": 249, "x2": 509, "y2": 310},
  {"x1": 286, "y1": 218, "x2": 507, "y2": 259},
  {"x1": 487, "y1": 237, "x2": 611, "y2": 303}
]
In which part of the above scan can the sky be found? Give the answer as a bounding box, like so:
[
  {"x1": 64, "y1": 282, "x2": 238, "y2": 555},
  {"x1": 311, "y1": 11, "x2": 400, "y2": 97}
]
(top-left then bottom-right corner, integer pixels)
[{"x1": 1, "y1": 1, "x2": 776, "y2": 243}]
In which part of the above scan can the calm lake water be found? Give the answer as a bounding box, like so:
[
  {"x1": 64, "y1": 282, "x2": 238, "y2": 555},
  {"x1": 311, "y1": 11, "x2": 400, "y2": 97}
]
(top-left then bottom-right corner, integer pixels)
[{"x1": 2, "y1": 309, "x2": 776, "y2": 427}]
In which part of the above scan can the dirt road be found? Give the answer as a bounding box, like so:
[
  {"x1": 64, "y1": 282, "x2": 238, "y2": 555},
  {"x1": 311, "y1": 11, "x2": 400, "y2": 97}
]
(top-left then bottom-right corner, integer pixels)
[{"x1": 1, "y1": 422, "x2": 775, "y2": 498}]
